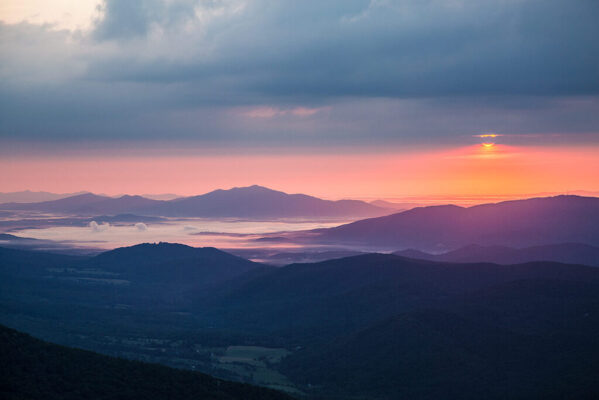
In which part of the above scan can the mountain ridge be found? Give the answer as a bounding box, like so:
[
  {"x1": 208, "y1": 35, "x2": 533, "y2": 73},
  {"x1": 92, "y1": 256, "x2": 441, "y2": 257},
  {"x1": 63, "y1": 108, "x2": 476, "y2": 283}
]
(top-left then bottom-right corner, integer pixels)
[{"x1": 311, "y1": 195, "x2": 599, "y2": 251}]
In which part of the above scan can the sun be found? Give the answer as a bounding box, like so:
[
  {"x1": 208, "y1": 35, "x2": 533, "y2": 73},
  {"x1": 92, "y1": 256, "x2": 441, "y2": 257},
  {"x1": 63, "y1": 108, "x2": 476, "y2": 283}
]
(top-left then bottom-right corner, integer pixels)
[{"x1": 475, "y1": 133, "x2": 501, "y2": 149}]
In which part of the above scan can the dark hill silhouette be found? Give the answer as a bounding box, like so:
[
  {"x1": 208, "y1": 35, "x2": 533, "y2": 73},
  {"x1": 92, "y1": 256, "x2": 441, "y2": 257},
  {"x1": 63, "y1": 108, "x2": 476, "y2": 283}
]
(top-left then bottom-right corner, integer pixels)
[
  {"x1": 221, "y1": 253, "x2": 599, "y2": 304},
  {"x1": 203, "y1": 252, "x2": 599, "y2": 339},
  {"x1": 0, "y1": 242, "x2": 260, "y2": 287},
  {"x1": 85, "y1": 242, "x2": 260, "y2": 284},
  {"x1": 0, "y1": 324, "x2": 292, "y2": 400},
  {"x1": 0, "y1": 185, "x2": 389, "y2": 219},
  {"x1": 313, "y1": 195, "x2": 599, "y2": 251},
  {"x1": 394, "y1": 243, "x2": 599, "y2": 266}
]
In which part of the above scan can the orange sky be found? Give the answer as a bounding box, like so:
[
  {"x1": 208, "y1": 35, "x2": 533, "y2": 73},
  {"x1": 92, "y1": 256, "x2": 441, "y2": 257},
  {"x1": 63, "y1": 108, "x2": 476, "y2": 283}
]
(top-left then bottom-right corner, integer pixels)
[{"x1": 1, "y1": 144, "x2": 597, "y2": 200}]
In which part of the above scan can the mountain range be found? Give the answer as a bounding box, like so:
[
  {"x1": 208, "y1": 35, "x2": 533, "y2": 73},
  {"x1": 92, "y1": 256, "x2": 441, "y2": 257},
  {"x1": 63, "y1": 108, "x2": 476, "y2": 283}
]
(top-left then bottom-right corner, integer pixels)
[
  {"x1": 0, "y1": 190, "x2": 182, "y2": 203},
  {"x1": 231, "y1": 242, "x2": 599, "y2": 267},
  {"x1": 2, "y1": 244, "x2": 599, "y2": 399},
  {"x1": 0, "y1": 190, "x2": 89, "y2": 204},
  {"x1": 311, "y1": 195, "x2": 599, "y2": 251},
  {"x1": 0, "y1": 185, "x2": 389, "y2": 219}
]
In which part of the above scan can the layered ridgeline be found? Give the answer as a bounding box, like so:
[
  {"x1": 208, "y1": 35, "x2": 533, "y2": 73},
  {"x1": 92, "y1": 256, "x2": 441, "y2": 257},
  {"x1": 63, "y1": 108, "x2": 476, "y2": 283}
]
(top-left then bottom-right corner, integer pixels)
[
  {"x1": 312, "y1": 195, "x2": 599, "y2": 251},
  {"x1": 0, "y1": 324, "x2": 292, "y2": 400},
  {"x1": 3, "y1": 244, "x2": 599, "y2": 399},
  {"x1": 0, "y1": 185, "x2": 389, "y2": 219},
  {"x1": 395, "y1": 243, "x2": 599, "y2": 267},
  {"x1": 0, "y1": 192, "x2": 162, "y2": 215}
]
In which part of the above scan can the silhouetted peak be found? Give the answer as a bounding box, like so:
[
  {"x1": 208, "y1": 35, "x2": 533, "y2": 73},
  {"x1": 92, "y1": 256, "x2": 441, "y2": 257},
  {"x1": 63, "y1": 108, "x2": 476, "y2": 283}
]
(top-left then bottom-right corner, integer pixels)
[
  {"x1": 65, "y1": 193, "x2": 108, "y2": 200},
  {"x1": 92, "y1": 242, "x2": 239, "y2": 263},
  {"x1": 229, "y1": 185, "x2": 284, "y2": 194}
]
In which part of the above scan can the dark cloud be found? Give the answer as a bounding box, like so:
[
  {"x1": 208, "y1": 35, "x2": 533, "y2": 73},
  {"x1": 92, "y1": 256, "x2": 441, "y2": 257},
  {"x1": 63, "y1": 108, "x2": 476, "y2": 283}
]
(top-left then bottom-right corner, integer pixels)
[
  {"x1": 0, "y1": 0, "x2": 598, "y2": 147},
  {"x1": 87, "y1": 0, "x2": 599, "y2": 96},
  {"x1": 93, "y1": 0, "x2": 199, "y2": 40}
]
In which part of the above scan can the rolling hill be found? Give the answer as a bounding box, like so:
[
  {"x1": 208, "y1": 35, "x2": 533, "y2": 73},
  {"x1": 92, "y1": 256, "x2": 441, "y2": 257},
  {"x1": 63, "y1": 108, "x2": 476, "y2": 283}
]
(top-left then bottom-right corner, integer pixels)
[
  {"x1": 83, "y1": 242, "x2": 261, "y2": 286},
  {"x1": 201, "y1": 252, "x2": 599, "y2": 339},
  {"x1": 4, "y1": 245, "x2": 599, "y2": 399},
  {"x1": 200, "y1": 252, "x2": 599, "y2": 398},
  {"x1": 0, "y1": 243, "x2": 265, "y2": 310}
]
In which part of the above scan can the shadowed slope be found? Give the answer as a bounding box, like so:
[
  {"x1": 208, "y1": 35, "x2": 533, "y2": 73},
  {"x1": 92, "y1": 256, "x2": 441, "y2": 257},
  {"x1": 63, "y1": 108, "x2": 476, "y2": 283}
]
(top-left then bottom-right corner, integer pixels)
[{"x1": 282, "y1": 307, "x2": 599, "y2": 400}]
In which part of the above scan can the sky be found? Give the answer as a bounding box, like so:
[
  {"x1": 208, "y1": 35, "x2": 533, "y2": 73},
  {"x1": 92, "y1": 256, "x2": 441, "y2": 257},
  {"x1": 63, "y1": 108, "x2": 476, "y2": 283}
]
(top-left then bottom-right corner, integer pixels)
[{"x1": 1, "y1": 0, "x2": 598, "y2": 199}]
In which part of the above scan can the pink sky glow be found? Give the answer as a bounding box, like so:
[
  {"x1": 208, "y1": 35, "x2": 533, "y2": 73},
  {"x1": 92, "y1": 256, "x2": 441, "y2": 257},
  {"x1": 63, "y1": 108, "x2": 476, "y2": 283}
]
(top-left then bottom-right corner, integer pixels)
[{"x1": 1, "y1": 144, "x2": 598, "y2": 200}]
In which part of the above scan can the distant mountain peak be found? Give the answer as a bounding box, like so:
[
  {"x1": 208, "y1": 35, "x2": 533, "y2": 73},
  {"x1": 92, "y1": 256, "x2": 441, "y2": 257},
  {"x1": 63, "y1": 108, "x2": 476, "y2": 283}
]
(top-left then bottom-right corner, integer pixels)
[
  {"x1": 230, "y1": 185, "x2": 284, "y2": 193},
  {"x1": 93, "y1": 242, "x2": 234, "y2": 261},
  {"x1": 68, "y1": 192, "x2": 105, "y2": 199}
]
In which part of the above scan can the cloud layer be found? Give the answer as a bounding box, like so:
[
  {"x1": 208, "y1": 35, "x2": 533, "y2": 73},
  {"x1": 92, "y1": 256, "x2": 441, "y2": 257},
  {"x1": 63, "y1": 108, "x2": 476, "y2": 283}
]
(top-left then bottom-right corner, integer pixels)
[{"x1": 1, "y1": 0, "x2": 598, "y2": 149}]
